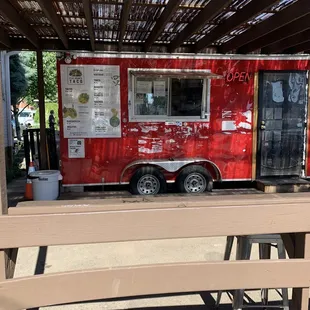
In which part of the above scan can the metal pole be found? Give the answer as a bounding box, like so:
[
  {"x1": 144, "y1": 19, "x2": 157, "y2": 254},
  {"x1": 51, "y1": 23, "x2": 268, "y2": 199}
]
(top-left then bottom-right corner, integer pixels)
[{"x1": 37, "y1": 50, "x2": 47, "y2": 170}]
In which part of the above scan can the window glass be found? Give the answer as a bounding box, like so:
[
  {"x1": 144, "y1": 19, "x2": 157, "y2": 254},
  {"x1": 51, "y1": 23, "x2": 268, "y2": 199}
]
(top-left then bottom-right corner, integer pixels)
[
  {"x1": 171, "y1": 78, "x2": 203, "y2": 117},
  {"x1": 19, "y1": 112, "x2": 31, "y2": 118},
  {"x1": 134, "y1": 77, "x2": 168, "y2": 116},
  {"x1": 130, "y1": 73, "x2": 209, "y2": 120}
]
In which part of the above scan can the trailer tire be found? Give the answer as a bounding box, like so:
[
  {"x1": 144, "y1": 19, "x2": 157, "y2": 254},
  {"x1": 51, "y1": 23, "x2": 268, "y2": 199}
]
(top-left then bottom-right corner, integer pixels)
[
  {"x1": 176, "y1": 165, "x2": 213, "y2": 193},
  {"x1": 130, "y1": 167, "x2": 167, "y2": 195}
]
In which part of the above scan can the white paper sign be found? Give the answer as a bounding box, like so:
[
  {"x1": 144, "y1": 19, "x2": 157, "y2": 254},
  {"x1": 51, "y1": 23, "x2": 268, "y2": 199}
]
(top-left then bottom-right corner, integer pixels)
[
  {"x1": 68, "y1": 139, "x2": 85, "y2": 158},
  {"x1": 137, "y1": 81, "x2": 152, "y2": 94},
  {"x1": 60, "y1": 64, "x2": 121, "y2": 138},
  {"x1": 154, "y1": 80, "x2": 166, "y2": 97}
]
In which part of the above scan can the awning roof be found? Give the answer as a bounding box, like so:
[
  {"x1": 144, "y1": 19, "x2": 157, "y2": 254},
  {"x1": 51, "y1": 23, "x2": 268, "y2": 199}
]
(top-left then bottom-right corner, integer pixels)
[
  {"x1": 129, "y1": 69, "x2": 223, "y2": 79},
  {"x1": 0, "y1": 0, "x2": 309, "y2": 54}
]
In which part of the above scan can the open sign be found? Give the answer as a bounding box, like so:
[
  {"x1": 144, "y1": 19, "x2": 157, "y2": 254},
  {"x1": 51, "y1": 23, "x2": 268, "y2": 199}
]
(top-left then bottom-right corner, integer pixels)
[{"x1": 226, "y1": 71, "x2": 251, "y2": 83}]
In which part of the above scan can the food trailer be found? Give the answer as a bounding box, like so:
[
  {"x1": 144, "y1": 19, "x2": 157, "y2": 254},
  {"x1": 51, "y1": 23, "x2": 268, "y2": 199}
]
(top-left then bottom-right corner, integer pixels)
[{"x1": 58, "y1": 53, "x2": 310, "y2": 195}]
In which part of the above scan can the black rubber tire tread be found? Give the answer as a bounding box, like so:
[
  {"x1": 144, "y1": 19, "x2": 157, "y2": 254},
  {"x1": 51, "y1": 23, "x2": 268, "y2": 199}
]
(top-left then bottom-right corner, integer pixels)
[
  {"x1": 130, "y1": 166, "x2": 167, "y2": 195},
  {"x1": 176, "y1": 165, "x2": 213, "y2": 193}
]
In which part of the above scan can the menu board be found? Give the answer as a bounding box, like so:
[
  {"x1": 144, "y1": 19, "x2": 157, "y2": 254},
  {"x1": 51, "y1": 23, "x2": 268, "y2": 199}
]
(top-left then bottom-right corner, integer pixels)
[{"x1": 60, "y1": 64, "x2": 121, "y2": 138}]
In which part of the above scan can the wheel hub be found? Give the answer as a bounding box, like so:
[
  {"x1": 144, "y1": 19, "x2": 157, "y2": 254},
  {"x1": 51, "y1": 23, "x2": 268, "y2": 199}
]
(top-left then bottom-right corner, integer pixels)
[
  {"x1": 137, "y1": 174, "x2": 160, "y2": 195},
  {"x1": 184, "y1": 173, "x2": 207, "y2": 193}
]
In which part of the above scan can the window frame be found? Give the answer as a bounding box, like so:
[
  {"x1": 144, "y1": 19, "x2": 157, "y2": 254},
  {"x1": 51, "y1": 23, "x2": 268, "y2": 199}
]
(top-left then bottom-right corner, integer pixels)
[{"x1": 128, "y1": 68, "x2": 215, "y2": 122}]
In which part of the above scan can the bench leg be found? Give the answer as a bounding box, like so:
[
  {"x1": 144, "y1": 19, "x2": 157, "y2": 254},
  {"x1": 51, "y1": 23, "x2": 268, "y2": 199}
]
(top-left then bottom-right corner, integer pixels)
[
  {"x1": 259, "y1": 243, "x2": 271, "y2": 307},
  {"x1": 292, "y1": 233, "x2": 310, "y2": 310},
  {"x1": 233, "y1": 237, "x2": 252, "y2": 310},
  {"x1": 276, "y1": 241, "x2": 289, "y2": 310},
  {"x1": 216, "y1": 236, "x2": 234, "y2": 307}
]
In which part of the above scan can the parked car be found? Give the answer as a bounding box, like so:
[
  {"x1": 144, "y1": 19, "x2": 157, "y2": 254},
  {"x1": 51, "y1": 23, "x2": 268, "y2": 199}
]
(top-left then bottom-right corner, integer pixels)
[{"x1": 18, "y1": 110, "x2": 35, "y2": 132}]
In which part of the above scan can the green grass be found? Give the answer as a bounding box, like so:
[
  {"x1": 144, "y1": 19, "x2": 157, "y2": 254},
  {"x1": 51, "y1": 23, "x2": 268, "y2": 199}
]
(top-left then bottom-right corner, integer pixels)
[{"x1": 33, "y1": 102, "x2": 59, "y2": 129}]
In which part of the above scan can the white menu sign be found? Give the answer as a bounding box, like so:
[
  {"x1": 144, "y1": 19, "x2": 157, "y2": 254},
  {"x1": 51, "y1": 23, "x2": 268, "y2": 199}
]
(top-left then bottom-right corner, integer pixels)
[
  {"x1": 68, "y1": 139, "x2": 85, "y2": 158},
  {"x1": 60, "y1": 64, "x2": 121, "y2": 138}
]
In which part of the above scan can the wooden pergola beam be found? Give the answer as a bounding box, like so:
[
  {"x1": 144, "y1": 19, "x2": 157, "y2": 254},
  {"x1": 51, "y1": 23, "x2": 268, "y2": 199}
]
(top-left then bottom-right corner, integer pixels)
[
  {"x1": 220, "y1": 0, "x2": 310, "y2": 53},
  {"x1": 262, "y1": 29, "x2": 310, "y2": 54},
  {"x1": 283, "y1": 41, "x2": 310, "y2": 54},
  {"x1": 82, "y1": 0, "x2": 95, "y2": 51},
  {"x1": 168, "y1": 0, "x2": 232, "y2": 53},
  {"x1": 0, "y1": 27, "x2": 11, "y2": 49},
  {"x1": 36, "y1": 0, "x2": 69, "y2": 49},
  {"x1": 144, "y1": 0, "x2": 182, "y2": 52},
  {"x1": 0, "y1": 0, "x2": 39, "y2": 48},
  {"x1": 193, "y1": 0, "x2": 278, "y2": 53},
  {"x1": 118, "y1": 0, "x2": 133, "y2": 51},
  {"x1": 5, "y1": 38, "x2": 202, "y2": 54},
  {"x1": 239, "y1": 14, "x2": 310, "y2": 54},
  {"x1": 37, "y1": 51, "x2": 48, "y2": 170}
]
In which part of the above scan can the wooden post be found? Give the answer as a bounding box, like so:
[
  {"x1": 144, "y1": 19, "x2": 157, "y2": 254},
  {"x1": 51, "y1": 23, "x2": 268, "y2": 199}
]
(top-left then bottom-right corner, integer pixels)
[
  {"x1": 37, "y1": 50, "x2": 47, "y2": 170},
  {"x1": 0, "y1": 62, "x2": 8, "y2": 280},
  {"x1": 292, "y1": 233, "x2": 310, "y2": 309}
]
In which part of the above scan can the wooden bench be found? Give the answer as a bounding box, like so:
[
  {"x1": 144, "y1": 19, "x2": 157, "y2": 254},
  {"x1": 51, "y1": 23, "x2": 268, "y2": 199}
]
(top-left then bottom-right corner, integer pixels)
[{"x1": 1, "y1": 194, "x2": 310, "y2": 309}]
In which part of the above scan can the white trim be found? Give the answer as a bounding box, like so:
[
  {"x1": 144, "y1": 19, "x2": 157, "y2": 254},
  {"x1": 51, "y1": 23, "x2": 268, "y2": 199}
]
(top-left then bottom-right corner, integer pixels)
[
  {"x1": 72, "y1": 52, "x2": 310, "y2": 61},
  {"x1": 128, "y1": 69, "x2": 211, "y2": 122},
  {"x1": 63, "y1": 182, "x2": 130, "y2": 187},
  {"x1": 63, "y1": 179, "x2": 252, "y2": 187},
  {"x1": 221, "y1": 178, "x2": 252, "y2": 181},
  {"x1": 129, "y1": 68, "x2": 222, "y2": 79}
]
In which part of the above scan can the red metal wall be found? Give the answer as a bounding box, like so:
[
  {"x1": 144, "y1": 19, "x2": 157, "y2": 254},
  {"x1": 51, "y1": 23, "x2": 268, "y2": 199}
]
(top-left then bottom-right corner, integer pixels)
[{"x1": 57, "y1": 56, "x2": 310, "y2": 185}]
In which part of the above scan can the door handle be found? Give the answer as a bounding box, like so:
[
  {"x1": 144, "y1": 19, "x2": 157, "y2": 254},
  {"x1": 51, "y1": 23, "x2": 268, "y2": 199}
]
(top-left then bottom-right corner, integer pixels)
[{"x1": 260, "y1": 120, "x2": 266, "y2": 130}]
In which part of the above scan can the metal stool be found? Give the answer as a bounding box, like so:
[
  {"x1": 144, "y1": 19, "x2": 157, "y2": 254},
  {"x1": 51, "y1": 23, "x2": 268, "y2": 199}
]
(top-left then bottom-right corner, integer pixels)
[{"x1": 216, "y1": 234, "x2": 289, "y2": 310}]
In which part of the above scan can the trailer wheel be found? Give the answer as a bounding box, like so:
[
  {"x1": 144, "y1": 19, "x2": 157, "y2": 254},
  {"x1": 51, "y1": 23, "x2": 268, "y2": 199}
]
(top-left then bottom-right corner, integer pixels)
[
  {"x1": 176, "y1": 165, "x2": 213, "y2": 193},
  {"x1": 130, "y1": 167, "x2": 167, "y2": 195}
]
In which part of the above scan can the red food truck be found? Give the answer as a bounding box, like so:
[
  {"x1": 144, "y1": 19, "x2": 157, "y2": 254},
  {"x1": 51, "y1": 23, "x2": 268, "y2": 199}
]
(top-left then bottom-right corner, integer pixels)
[{"x1": 57, "y1": 53, "x2": 310, "y2": 195}]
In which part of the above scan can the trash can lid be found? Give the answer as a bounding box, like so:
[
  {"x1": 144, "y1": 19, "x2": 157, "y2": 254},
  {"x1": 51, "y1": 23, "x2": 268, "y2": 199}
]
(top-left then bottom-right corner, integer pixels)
[{"x1": 30, "y1": 170, "x2": 60, "y2": 177}]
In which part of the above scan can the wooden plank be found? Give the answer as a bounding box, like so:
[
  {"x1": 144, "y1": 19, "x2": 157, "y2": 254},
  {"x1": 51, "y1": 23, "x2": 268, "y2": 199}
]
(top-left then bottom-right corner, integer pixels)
[
  {"x1": 118, "y1": 0, "x2": 133, "y2": 51},
  {"x1": 10, "y1": 192, "x2": 310, "y2": 215},
  {"x1": 0, "y1": 27, "x2": 11, "y2": 48},
  {"x1": 220, "y1": 0, "x2": 310, "y2": 53},
  {"x1": 194, "y1": 0, "x2": 278, "y2": 52},
  {"x1": 0, "y1": 0, "x2": 39, "y2": 48},
  {"x1": 0, "y1": 64, "x2": 8, "y2": 217},
  {"x1": 36, "y1": 0, "x2": 68, "y2": 49},
  {"x1": 239, "y1": 14, "x2": 310, "y2": 54},
  {"x1": 5, "y1": 37, "x2": 184, "y2": 53},
  {"x1": 82, "y1": 0, "x2": 95, "y2": 51},
  {"x1": 284, "y1": 40, "x2": 310, "y2": 54},
  {"x1": 0, "y1": 259, "x2": 310, "y2": 310},
  {"x1": 252, "y1": 72, "x2": 259, "y2": 180},
  {"x1": 0, "y1": 61, "x2": 9, "y2": 281},
  {"x1": 262, "y1": 29, "x2": 310, "y2": 54},
  {"x1": 4, "y1": 202, "x2": 310, "y2": 248},
  {"x1": 168, "y1": 0, "x2": 231, "y2": 52},
  {"x1": 37, "y1": 51, "x2": 48, "y2": 170},
  {"x1": 144, "y1": 0, "x2": 182, "y2": 52}
]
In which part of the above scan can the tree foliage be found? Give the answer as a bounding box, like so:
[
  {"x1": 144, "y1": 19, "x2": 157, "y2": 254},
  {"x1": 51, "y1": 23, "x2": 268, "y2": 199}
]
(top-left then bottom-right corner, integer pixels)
[
  {"x1": 10, "y1": 52, "x2": 58, "y2": 139},
  {"x1": 34, "y1": 102, "x2": 59, "y2": 129},
  {"x1": 10, "y1": 54, "x2": 28, "y2": 107},
  {"x1": 10, "y1": 54, "x2": 28, "y2": 139},
  {"x1": 20, "y1": 51, "x2": 58, "y2": 105}
]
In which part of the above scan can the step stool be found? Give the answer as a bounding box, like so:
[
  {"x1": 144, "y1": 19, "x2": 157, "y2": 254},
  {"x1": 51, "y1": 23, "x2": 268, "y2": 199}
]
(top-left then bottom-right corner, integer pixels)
[{"x1": 216, "y1": 234, "x2": 289, "y2": 310}]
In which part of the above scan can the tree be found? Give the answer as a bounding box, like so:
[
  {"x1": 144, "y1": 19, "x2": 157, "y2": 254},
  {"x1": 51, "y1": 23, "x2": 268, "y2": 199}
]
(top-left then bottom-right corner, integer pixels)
[
  {"x1": 34, "y1": 102, "x2": 59, "y2": 129},
  {"x1": 10, "y1": 54, "x2": 28, "y2": 139},
  {"x1": 21, "y1": 51, "x2": 58, "y2": 105}
]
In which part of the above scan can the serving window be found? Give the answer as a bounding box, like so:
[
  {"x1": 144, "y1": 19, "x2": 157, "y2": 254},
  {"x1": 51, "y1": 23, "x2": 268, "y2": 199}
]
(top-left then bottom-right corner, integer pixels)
[{"x1": 128, "y1": 69, "x2": 222, "y2": 122}]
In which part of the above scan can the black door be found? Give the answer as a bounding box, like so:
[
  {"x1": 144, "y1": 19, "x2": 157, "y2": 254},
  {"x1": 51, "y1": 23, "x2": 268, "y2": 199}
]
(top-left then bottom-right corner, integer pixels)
[{"x1": 257, "y1": 71, "x2": 308, "y2": 178}]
